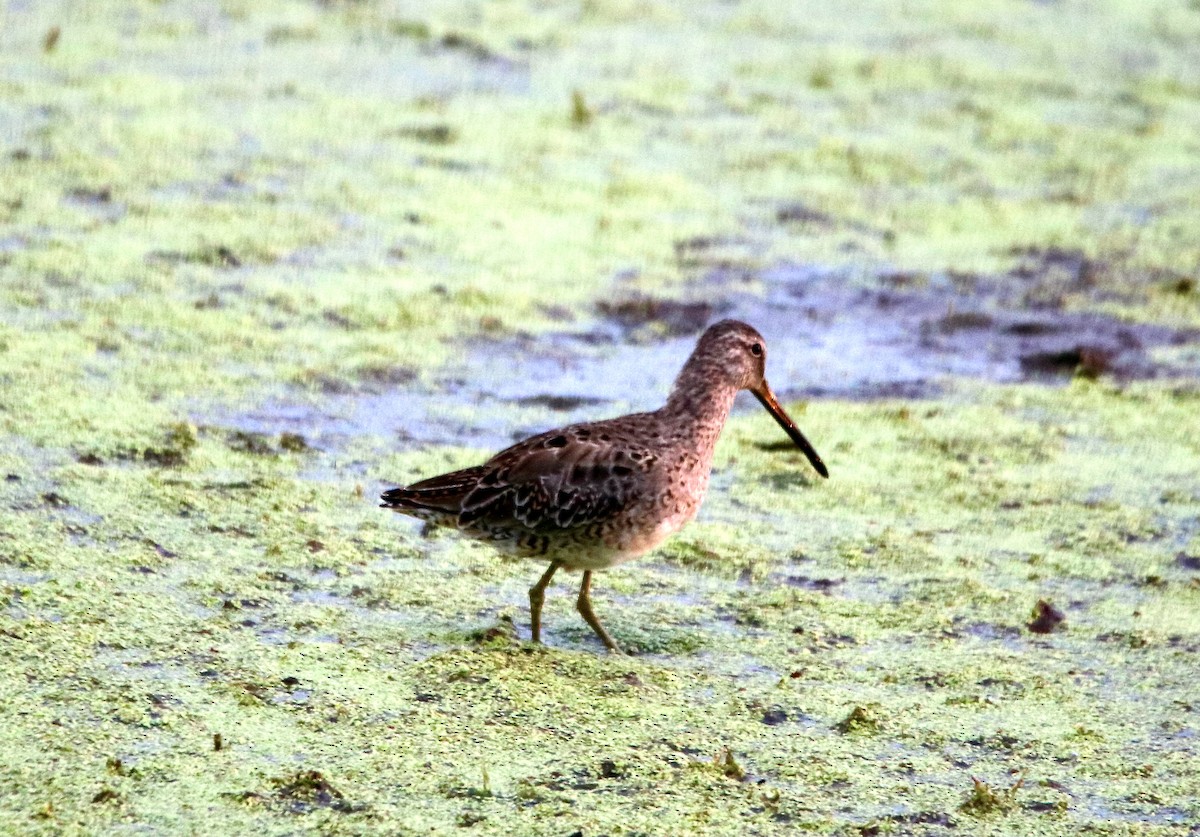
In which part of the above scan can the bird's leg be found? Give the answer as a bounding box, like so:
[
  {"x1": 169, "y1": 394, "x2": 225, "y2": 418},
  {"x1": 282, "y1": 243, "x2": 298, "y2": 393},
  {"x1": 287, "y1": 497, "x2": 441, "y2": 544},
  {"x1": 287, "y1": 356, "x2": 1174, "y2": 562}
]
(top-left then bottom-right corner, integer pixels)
[
  {"x1": 528, "y1": 560, "x2": 561, "y2": 644},
  {"x1": 576, "y1": 570, "x2": 621, "y2": 653}
]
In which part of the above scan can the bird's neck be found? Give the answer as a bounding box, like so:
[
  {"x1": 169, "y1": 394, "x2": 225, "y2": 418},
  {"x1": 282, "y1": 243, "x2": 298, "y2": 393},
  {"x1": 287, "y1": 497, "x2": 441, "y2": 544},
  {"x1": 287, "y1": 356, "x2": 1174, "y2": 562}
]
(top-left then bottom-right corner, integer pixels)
[{"x1": 661, "y1": 360, "x2": 740, "y2": 454}]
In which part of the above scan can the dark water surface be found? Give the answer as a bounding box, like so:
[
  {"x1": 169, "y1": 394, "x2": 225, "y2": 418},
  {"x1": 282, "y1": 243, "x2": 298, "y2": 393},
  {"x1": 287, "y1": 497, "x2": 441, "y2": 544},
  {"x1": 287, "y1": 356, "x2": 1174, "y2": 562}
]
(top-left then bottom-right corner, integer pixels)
[{"x1": 216, "y1": 264, "x2": 1200, "y2": 453}]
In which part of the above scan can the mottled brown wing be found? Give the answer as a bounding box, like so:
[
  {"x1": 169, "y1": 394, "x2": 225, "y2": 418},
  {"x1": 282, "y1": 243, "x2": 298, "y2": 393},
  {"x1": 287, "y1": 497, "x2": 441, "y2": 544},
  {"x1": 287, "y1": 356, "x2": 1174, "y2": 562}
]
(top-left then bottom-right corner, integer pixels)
[{"x1": 458, "y1": 422, "x2": 658, "y2": 533}]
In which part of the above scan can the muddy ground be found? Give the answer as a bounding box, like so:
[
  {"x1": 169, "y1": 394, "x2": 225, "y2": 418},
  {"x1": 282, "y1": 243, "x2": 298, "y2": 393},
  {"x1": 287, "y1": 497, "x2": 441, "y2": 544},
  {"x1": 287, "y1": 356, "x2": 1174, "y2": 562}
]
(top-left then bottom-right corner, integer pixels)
[
  {"x1": 231, "y1": 260, "x2": 1200, "y2": 455},
  {"x1": 2, "y1": 2, "x2": 1200, "y2": 835}
]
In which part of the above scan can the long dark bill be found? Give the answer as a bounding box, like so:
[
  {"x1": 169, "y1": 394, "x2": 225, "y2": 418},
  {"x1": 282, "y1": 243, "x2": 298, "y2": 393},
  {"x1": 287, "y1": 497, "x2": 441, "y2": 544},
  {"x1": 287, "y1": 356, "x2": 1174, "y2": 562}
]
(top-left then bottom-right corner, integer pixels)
[{"x1": 752, "y1": 383, "x2": 829, "y2": 478}]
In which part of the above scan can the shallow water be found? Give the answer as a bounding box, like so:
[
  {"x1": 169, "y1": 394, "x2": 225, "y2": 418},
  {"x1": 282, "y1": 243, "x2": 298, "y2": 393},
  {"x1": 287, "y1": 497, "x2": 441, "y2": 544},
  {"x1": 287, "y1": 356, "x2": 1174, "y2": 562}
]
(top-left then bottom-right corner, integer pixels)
[{"x1": 214, "y1": 262, "x2": 1200, "y2": 457}]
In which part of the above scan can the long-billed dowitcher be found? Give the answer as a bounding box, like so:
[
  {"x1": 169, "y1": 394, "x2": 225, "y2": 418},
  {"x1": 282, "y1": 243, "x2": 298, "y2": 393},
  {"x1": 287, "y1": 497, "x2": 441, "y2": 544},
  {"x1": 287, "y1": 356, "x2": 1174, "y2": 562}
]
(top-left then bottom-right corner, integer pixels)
[{"x1": 381, "y1": 320, "x2": 827, "y2": 652}]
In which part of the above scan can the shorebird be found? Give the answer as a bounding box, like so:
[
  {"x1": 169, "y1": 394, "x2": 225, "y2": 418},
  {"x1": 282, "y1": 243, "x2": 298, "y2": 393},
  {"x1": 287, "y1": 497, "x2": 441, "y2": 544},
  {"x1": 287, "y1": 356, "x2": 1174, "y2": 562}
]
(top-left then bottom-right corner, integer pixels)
[{"x1": 381, "y1": 320, "x2": 827, "y2": 652}]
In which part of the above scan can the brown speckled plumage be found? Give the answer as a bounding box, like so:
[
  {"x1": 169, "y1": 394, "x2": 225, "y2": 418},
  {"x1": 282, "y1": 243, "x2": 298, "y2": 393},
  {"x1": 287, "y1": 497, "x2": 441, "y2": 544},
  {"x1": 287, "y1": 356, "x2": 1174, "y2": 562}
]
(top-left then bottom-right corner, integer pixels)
[{"x1": 381, "y1": 320, "x2": 827, "y2": 652}]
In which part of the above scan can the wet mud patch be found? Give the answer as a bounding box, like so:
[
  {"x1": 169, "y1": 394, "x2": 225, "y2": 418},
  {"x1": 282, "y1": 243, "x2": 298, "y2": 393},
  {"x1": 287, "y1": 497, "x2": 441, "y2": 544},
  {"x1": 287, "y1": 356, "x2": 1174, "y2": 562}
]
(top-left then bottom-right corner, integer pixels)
[
  {"x1": 594, "y1": 294, "x2": 723, "y2": 338},
  {"x1": 742, "y1": 264, "x2": 1200, "y2": 398},
  {"x1": 208, "y1": 263, "x2": 1200, "y2": 459},
  {"x1": 230, "y1": 770, "x2": 365, "y2": 816}
]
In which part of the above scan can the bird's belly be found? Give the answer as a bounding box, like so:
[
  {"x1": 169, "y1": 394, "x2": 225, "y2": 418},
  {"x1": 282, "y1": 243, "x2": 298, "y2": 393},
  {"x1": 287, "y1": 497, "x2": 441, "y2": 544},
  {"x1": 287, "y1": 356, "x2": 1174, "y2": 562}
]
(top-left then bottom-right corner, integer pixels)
[
  {"x1": 562, "y1": 499, "x2": 701, "y2": 571},
  {"x1": 458, "y1": 478, "x2": 708, "y2": 571},
  {"x1": 472, "y1": 504, "x2": 698, "y2": 571},
  {"x1": 545, "y1": 525, "x2": 678, "y2": 571}
]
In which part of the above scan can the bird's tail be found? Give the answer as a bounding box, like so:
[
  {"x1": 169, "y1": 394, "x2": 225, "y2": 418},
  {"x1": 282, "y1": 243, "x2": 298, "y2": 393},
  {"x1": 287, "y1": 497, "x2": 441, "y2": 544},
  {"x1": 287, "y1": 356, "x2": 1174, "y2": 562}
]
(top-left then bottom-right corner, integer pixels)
[{"x1": 379, "y1": 465, "x2": 487, "y2": 516}]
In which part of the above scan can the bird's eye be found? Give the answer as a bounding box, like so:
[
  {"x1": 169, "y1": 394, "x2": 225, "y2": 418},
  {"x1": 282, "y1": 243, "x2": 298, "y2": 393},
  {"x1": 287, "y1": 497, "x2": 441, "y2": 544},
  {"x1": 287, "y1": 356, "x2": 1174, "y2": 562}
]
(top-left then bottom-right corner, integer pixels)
[{"x1": 750, "y1": 342, "x2": 763, "y2": 357}]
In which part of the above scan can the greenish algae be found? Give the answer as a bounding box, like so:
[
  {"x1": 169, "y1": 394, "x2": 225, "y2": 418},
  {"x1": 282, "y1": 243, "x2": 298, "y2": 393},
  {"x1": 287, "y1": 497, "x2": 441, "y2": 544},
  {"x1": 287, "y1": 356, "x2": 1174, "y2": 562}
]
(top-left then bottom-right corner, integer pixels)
[
  {"x1": 3, "y1": 0, "x2": 1200, "y2": 834},
  {"x1": 6, "y1": 376, "x2": 1200, "y2": 834}
]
